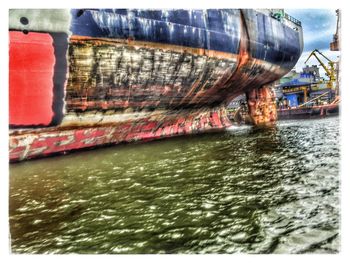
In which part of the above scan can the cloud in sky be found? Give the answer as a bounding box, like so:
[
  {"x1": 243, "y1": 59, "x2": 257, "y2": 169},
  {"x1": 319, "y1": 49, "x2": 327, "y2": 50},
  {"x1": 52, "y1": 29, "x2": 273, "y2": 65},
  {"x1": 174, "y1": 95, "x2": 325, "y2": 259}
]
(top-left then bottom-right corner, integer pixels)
[
  {"x1": 286, "y1": 9, "x2": 338, "y2": 52},
  {"x1": 285, "y1": 9, "x2": 340, "y2": 77}
]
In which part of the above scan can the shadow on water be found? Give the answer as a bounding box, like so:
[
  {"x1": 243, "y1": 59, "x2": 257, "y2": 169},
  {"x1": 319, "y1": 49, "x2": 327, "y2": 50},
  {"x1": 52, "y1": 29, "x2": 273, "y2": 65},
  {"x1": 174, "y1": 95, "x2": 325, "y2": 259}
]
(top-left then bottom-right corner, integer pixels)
[{"x1": 9, "y1": 117, "x2": 340, "y2": 253}]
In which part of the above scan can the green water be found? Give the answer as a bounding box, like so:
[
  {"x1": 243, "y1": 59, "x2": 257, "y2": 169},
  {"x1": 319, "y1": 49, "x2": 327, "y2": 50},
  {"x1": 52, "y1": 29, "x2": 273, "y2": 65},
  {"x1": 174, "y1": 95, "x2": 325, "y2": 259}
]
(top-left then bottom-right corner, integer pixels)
[{"x1": 9, "y1": 117, "x2": 340, "y2": 254}]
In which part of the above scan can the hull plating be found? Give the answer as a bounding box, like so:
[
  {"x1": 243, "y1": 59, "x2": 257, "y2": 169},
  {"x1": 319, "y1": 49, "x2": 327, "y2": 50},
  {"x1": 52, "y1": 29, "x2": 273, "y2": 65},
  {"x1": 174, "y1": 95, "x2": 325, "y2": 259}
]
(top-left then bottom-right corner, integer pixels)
[
  {"x1": 10, "y1": 108, "x2": 231, "y2": 162},
  {"x1": 9, "y1": 9, "x2": 303, "y2": 161}
]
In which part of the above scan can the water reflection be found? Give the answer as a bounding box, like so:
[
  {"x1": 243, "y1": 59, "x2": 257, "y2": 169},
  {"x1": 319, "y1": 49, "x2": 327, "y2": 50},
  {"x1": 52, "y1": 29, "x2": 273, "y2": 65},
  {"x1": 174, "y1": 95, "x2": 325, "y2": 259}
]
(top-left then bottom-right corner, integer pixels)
[{"x1": 9, "y1": 117, "x2": 339, "y2": 253}]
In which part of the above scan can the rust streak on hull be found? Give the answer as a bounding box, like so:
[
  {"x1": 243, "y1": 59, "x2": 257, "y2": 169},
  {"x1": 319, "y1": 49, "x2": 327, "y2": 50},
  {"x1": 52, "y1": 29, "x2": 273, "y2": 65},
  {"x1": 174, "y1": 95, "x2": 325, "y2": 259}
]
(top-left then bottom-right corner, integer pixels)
[
  {"x1": 247, "y1": 85, "x2": 277, "y2": 126},
  {"x1": 70, "y1": 35, "x2": 239, "y2": 60},
  {"x1": 10, "y1": 107, "x2": 232, "y2": 162},
  {"x1": 9, "y1": 9, "x2": 303, "y2": 161}
]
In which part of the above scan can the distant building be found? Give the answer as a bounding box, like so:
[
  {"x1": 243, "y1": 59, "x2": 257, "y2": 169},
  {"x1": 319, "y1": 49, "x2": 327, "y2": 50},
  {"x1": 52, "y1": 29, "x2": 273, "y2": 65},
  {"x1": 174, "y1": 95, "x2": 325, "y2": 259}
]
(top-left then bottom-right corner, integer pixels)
[
  {"x1": 302, "y1": 65, "x2": 321, "y2": 81},
  {"x1": 228, "y1": 65, "x2": 334, "y2": 110},
  {"x1": 278, "y1": 80, "x2": 311, "y2": 107},
  {"x1": 276, "y1": 65, "x2": 335, "y2": 108}
]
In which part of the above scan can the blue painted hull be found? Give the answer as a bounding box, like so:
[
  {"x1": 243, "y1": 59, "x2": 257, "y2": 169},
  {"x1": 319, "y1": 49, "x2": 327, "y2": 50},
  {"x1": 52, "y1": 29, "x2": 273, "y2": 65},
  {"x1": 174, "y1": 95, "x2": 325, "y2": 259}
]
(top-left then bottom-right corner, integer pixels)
[{"x1": 70, "y1": 9, "x2": 302, "y2": 69}]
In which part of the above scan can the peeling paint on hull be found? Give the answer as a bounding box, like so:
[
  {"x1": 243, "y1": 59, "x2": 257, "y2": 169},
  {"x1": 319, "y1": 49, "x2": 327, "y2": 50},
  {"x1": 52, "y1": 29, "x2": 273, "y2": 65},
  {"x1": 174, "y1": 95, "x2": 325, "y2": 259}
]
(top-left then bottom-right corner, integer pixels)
[
  {"x1": 10, "y1": 107, "x2": 231, "y2": 162},
  {"x1": 8, "y1": 9, "x2": 303, "y2": 161},
  {"x1": 67, "y1": 37, "x2": 241, "y2": 111},
  {"x1": 246, "y1": 85, "x2": 277, "y2": 125}
]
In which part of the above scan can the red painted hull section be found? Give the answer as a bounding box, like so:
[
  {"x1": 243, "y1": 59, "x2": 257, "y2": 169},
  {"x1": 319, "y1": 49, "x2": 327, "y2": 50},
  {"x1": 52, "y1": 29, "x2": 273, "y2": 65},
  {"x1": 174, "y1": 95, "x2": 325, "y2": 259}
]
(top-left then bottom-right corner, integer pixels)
[
  {"x1": 9, "y1": 31, "x2": 55, "y2": 126},
  {"x1": 9, "y1": 108, "x2": 232, "y2": 162}
]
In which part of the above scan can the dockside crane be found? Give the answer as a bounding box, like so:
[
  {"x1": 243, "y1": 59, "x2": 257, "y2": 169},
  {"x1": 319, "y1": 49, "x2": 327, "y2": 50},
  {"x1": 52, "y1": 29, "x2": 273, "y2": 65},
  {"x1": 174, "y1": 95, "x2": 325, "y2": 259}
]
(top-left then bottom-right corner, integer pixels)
[
  {"x1": 330, "y1": 9, "x2": 340, "y2": 51},
  {"x1": 305, "y1": 49, "x2": 336, "y2": 89}
]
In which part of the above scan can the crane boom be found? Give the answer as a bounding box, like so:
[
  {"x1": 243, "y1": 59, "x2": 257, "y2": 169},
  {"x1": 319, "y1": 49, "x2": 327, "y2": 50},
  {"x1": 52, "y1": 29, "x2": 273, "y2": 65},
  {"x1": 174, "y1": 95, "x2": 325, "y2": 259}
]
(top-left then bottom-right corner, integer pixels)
[
  {"x1": 304, "y1": 49, "x2": 335, "y2": 82},
  {"x1": 314, "y1": 49, "x2": 332, "y2": 63}
]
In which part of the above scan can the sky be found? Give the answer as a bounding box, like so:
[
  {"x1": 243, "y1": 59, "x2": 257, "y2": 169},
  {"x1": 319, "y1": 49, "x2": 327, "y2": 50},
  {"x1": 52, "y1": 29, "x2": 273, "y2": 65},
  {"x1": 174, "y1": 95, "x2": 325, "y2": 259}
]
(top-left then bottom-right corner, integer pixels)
[{"x1": 285, "y1": 9, "x2": 340, "y2": 77}]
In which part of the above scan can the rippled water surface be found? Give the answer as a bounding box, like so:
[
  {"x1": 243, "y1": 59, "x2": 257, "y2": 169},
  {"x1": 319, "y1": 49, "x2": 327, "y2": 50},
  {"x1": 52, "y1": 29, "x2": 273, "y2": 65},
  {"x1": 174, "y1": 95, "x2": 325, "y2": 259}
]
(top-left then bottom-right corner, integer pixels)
[{"x1": 9, "y1": 117, "x2": 340, "y2": 254}]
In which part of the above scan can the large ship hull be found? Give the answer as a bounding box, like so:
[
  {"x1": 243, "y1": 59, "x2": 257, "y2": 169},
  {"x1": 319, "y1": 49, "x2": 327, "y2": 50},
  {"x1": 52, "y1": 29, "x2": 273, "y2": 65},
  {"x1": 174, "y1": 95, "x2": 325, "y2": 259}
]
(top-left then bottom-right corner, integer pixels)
[{"x1": 9, "y1": 9, "x2": 303, "y2": 161}]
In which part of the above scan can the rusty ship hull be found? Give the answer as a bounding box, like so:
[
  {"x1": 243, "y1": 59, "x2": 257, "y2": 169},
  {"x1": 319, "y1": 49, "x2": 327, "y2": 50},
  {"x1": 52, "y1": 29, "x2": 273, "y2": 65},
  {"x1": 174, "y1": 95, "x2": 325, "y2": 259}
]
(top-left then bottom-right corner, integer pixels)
[{"x1": 9, "y1": 9, "x2": 303, "y2": 162}]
